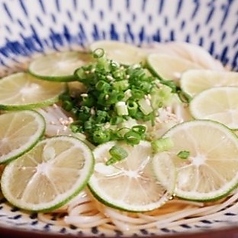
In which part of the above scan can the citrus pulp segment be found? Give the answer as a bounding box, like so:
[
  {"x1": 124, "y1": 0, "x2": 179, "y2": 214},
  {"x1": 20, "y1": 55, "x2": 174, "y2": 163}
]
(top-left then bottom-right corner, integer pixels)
[
  {"x1": 0, "y1": 72, "x2": 65, "y2": 110},
  {"x1": 0, "y1": 110, "x2": 45, "y2": 164},
  {"x1": 180, "y1": 69, "x2": 238, "y2": 97},
  {"x1": 189, "y1": 87, "x2": 238, "y2": 130},
  {"x1": 146, "y1": 54, "x2": 202, "y2": 82},
  {"x1": 1, "y1": 136, "x2": 94, "y2": 211},
  {"x1": 88, "y1": 140, "x2": 175, "y2": 212},
  {"x1": 89, "y1": 40, "x2": 146, "y2": 65},
  {"x1": 29, "y1": 51, "x2": 93, "y2": 81},
  {"x1": 153, "y1": 120, "x2": 238, "y2": 201}
]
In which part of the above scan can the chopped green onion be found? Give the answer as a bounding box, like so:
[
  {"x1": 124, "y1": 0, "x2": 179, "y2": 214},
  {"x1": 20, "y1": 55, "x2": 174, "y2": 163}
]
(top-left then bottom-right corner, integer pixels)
[
  {"x1": 81, "y1": 94, "x2": 95, "y2": 107},
  {"x1": 151, "y1": 137, "x2": 174, "y2": 153},
  {"x1": 122, "y1": 89, "x2": 132, "y2": 101},
  {"x1": 131, "y1": 89, "x2": 144, "y2": 100},
  {"x1": 127, "y1": 100, "x2": 138, "y2": 116},
  {"x1": 62, "y1": 100, "x2": 73, "y2": 111},
  {"x1": 97, "y1": 93, "x2": 108, "y2": 106},
  {"x1": 96, "y1": 110, "x2": 109, "y2": 123},
  {"x1": 109, "y1": 60, "x2": 120, "y2": 70},
  {"x1": 106, "y1": 145, "x2": 128, "y2": 165},
  {"x1": 95, "y1": 80, "x2": 111, "y2": 91},
  {"x1": 92, "y1": 128, "x2": 111, "y2": 144},
  {"x1": 113, "y1": 80, "x2": 129, "y2": 91},
  {"x1": 112, "y1": 68, "x2": 126, "y2": 79},
  {"x1": 84, "y1": 120, "x2": 94, "y2": 130},
  {"x1": 70, "y1": 123, "x2": 81, "y2": 133},
  {"x1": 110, "y1": 116, "x2": 124, "y2": 125},
  {"x1": 115, "y1": 101, "x2": 129, "y2": 116},
  {"x1": 140, "y1": 81, "x2": 152, "y2": 93},
  {"x1": 93, "y1": 48, "x2": 105, "y2": 58},
  {"x1": 124, "y1": 131, "x2": 141, "y2": 145},
  {"x1": 177, "y1": 150, "x2": 190, "y2": 159},
  {"x1": 115, "y1": 127, "x2": 130, "y2": 138},
  {"x1": 132, "y1": 125, "x2": 146, "y2": 134},
  {"x1": 74, "y1": 67, "x2": 87, "y2": 81},
  {"x1": 106, "y1": 91, "x2": 124, "y2": 105},
  {"x1": 138, "y1": 97, "x2": 153, "y2": 115}
]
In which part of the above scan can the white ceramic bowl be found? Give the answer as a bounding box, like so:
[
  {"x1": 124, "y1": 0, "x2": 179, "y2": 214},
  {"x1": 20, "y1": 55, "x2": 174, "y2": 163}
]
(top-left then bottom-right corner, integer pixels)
[{"x1": 0, "y1": 0, "x2": 238, "y2": 237}]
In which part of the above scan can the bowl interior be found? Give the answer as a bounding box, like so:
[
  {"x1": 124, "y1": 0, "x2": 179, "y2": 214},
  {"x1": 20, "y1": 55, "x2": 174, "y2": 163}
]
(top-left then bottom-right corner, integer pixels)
[{"x1": 0, "y1": 0, "x2": 238, "y2": 237}]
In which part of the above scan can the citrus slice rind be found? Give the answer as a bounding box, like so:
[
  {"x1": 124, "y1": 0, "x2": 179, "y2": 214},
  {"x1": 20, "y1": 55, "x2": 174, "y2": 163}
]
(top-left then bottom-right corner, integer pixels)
[
  {"x1": 0, "y1": 72, "x2": 65, "y2": 110},
  {"x1": 0, "y1": 110, "x2": 45, "y2": 164},
  {"x1": 152, "y1": 151, "x2": 177, "y2": 192},
  {"x1": 180, "y1": 69, "x2": 238, "y2": 97},
  {"x1": 89, "y1": 40, "x2": 146, "y2": 65},
  {"x1": 155, "y1": 120, "x2": 238, "y2": 201},
  {"x1": 29, "y1": 51, "x2": 93, "y2": 82},
  {"x1": 189, "y1": 87, "x2": 238, "y2": 130},
  {"x1": 146, "y1": 54, "x2": 202, "y2": 82},
  {"x1": 88, "y1": 140, "x2": 175, "y2": 212},
  {"x1": 1, "y1": 136, "x2": 94, "y2": 211}
]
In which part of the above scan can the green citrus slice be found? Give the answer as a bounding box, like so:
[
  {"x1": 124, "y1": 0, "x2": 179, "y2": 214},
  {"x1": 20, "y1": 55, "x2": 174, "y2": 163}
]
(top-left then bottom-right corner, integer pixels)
[
  {"x1": 1, "y1": 136, "x2": 94, "y2": 211},
  {"x1": 0, "y1": 72, "x2": 65, "y2": 110},
  {"x1": 29, "y1": 51, "x2": 93, "y2": 82},
  {"x1": 89, "y1": 40, "x2": 146, "y2": 65},
  {"x1": 153, "y1": 120, "x2": 238, "y2": 201},
  {"x1": 145, "y1": 41, "x2": 225, "y2": 70},
  {"x1": 189, "y1": 87, "x2": 238, "y2": 130},
  {"x1": 88, "y1": 140, "x2": 175, "y2": 212},
  {"x1": 180, "y1": 69, "x2": 238, "y2": 97},
  {"x1": 146, "y1": 54, "x2": 202, "y2": 82},
  {"x1": 0, "y1": 110, "x2": 45, "y2": 164}
]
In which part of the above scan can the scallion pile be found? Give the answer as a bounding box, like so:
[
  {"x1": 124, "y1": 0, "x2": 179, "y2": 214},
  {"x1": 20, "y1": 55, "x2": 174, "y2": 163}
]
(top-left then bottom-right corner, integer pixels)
[{"x1": 60, "y1": 49, "x2": 175, "y2": 146}]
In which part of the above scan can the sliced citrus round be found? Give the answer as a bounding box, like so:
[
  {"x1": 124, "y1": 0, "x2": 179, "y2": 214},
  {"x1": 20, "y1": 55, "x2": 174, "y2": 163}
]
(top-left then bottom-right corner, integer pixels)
[
  {"x1": 88, "y1": 140, "x2": 175, "y2": 212},
  {"x1": 146, "y1": 54, "x2": 202, "y2": 83},
  {"x1": 153, "y1": 120, "x2": 238, "y2": 201},
  {"x1": 1, "y1": 136, "x2": 94, "y2": 211},
  {"x1": 144, "y1": 41, "x2": 225, "y2": 71},
  {"x1": 0, "y1": 72, "x2": 65, "y2": 110},
  {"x1": 181, "y1": 69, "x2": 238, "y2": 97},
  {"x1": 29, "y1": 51, "x2": 93, "y2": 82},
  {"x1": 89, "y1": 40, "x2": 146, "y2": 65},
  {"x1": 189, "y1": 87, "x2": 238, "y2": 130},
  {"x1": 0, "y1": 110, "x2": 45, "y2": 164}
]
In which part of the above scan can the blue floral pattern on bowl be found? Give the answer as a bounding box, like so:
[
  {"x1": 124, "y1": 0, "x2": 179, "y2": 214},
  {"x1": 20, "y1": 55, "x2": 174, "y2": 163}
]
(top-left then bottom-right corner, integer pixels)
[{"x1": 0, "y1": 0, "x2": 237, "y2": 75}]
